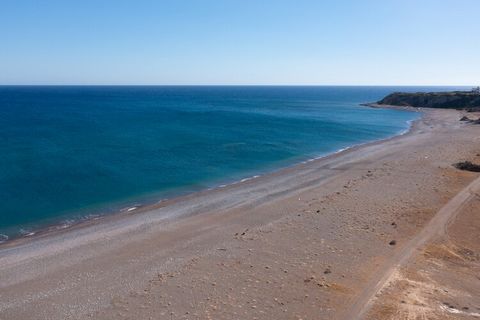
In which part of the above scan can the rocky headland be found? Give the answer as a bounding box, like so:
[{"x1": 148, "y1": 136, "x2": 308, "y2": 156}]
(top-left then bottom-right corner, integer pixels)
[{"x1": 376, "y1": 89, "x2": 480, "y2": 110}]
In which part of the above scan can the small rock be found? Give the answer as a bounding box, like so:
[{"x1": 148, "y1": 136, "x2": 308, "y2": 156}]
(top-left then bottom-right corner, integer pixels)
[
  {"x1": 454, "y1": 161, "x2": 480, "y2": 172},
  {"x1": 389, "y1": 240, "x2": 397, "y2": 246}
]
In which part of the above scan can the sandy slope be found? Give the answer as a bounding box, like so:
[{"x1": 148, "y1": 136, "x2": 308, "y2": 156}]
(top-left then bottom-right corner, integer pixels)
[{"x1": 0, "y1": 108, "x2": 479, "y2": 320}]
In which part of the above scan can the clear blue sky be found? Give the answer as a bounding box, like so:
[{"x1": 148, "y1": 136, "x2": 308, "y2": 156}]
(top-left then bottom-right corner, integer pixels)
[{"x1": 1, "y1": 0, "x2": 479, "y2": 85}]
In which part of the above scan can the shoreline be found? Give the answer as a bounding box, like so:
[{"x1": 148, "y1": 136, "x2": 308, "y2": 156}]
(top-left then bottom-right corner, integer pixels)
[
  {"x1": 2, "y1": 106, "x2": 478, "y2": 319},
  {"x1": 0, "y1": 105, "x2": 419, "y2": 247}
]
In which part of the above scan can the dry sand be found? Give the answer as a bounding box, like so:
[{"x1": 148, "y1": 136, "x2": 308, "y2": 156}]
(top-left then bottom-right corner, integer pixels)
[{"x1": 0, "y1": 108, "x2": 479, "y2": 320}]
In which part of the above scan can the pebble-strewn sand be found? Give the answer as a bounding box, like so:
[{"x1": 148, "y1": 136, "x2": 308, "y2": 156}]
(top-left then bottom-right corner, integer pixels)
[{"x1": 0, "y1": 108, "x2": 479, "y2": 320}]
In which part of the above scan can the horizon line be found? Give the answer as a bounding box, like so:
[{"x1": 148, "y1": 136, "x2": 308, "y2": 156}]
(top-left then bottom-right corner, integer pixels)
[{"x1": 0, "y1": 84, "x2": 475, "y2": 87}]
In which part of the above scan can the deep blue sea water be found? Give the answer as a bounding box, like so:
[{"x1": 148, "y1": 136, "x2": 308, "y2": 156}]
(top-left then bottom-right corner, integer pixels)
[{"x1": 0, "y1": 86, "x2": 462, "y2": 240}]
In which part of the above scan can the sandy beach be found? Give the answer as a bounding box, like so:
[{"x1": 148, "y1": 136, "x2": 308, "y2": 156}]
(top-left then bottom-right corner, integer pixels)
[{"x1": 1, "y1": 107, "x2": 479, "y2": 320}]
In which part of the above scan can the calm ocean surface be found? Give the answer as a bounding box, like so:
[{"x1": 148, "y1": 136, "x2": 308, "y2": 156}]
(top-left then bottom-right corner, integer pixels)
[{"x1": 0, "y1": 86, "x2": 460, "y2": 240}]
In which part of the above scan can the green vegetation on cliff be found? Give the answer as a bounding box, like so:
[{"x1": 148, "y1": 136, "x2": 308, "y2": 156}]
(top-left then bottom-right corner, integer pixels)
[{"x1": 377, "y1": 89, "x2": 480, "y2": 110}]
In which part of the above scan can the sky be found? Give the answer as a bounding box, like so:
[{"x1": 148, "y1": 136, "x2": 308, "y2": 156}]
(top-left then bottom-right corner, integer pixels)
[{"x1": 1, "y1": 0, "x2": 479, "y2": 85}]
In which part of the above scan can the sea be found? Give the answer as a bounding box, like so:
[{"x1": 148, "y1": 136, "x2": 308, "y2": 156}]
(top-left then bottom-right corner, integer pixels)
[{"x1": 0, "y1": 86, "x2": 463, "y2": 241}]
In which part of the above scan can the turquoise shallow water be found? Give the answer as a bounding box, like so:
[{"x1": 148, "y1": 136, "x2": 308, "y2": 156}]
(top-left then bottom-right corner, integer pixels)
[{"x1": 0, "y1": 86, "x2": 460, "y2": 240}]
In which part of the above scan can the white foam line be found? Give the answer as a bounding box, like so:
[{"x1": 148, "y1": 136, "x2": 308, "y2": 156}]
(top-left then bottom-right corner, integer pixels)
[
  {"x1": 299, "y1": 116, "x2": 417, "y2": 166},
  {"x1": 0, "y1": 234, "x2": 8, "y2": 243},
  {"x1": 19, "y1": 229, "x2": 36, "y2": 237}
]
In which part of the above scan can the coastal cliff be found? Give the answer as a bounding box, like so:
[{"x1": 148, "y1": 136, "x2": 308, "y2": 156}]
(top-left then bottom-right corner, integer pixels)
[{"x1": 377, "y1": 90, "x2": 480, "y2": 110}]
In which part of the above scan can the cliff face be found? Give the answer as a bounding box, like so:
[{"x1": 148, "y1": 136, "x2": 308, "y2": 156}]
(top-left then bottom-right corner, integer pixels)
[{"x1": 377, "y1": 91, "x2": 480, "y2": 110}]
